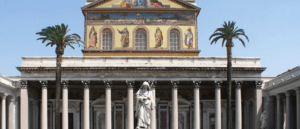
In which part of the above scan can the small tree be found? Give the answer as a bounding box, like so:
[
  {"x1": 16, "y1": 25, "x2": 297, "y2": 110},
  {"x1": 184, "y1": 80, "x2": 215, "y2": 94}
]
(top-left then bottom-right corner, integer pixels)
[
  {"x1": 209, "y1": 21, "x2": 249, "y2": 129},
  {"x1": 36, "y1": 23, "x2": 83, "y2": 129}
]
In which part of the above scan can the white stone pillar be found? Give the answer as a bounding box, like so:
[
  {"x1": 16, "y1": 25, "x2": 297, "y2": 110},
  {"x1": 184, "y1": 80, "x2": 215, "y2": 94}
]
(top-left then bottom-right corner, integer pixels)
[
  {"x1": 193, "y1": 81, "x2": 201, "y2": 129},
  {"x1": 276, "y1": 94, "x2": 282, "y2": 129},
  {"x1": 254, "y1": 81, "x2": 263, "y2": 129},
  {"x1": 62, "y1": 81, "x2": 69, "y2": 129},
  {"x1": 39, "y1": 81, "x2": 48, "y2": 129},
  {"x1": 267, "y1": 96, "x2": 275, "y2": 129},
  {"x1": 8, "y1": 96, "x2": 15, "y2": 129},
  {"x1": 235, "y1": 81, "x2": 242, "y2": 129},
  {"x1": 285, "y1": 91, "x2": 291, "y2": 129},
  {"x1": 151, "y1": 81, "x2": 157, "y2": 129},
  {"x1": 296, "y1": 88, "x2": 300, "y2": 129},
  {"x1": 215, "y1": 81, "x2": 222, "y2": 129},
  {"x1": 2, "y1": 93, "x2": 7, "y2": 129},
  {"x1": 171, "y1": 81, "x2": 179, "y2": 129},
  {"x1": 104, "y1": 81, "x2": 113, "y2": 129},
  {"x1": 20, "y1": 81, "x2": 29, "y2": 129},
  {"x1": 126, "y1": 81, "x2": 135, "y2": 129},
  {"x1": 82, "y1": 81, "x2": 90, "y2": 129}
]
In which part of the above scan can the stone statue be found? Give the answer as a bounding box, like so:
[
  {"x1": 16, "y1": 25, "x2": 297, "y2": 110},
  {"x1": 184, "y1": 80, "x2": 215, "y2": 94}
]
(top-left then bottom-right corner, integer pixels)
[
  {"x1": 135, "y1": 82, "x2": 155, "y2": 129},
  {"x1": 260, "y1": 111, "x2": 267, "y2": 129}
]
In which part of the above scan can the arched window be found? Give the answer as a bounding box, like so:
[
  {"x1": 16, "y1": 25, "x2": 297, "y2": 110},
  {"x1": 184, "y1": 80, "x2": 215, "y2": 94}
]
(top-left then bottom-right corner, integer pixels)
[
  {"x1": 170, "y1": 29, "x2": 180, "y2": 50},
  {"x1": 102, "y1": 29, "x2": 112, "y2": 50},
  {"x1": 135, "y1": 29, "x2": 147, "y2": 50}
]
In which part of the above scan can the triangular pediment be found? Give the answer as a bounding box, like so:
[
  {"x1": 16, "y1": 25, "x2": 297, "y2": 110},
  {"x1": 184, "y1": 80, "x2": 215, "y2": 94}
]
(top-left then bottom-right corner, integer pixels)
[{"x1": 82, "y1": 0, "x2": 200, "y2": 10}]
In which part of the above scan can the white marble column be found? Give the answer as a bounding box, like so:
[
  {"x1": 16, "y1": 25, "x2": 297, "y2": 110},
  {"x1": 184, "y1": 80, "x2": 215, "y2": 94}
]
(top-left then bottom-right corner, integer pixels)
[
  {"x1": 267, "y1": 96, "x2": 275, "y2": 129},
  {"x1": 126, "y1": 81, "x2": 135, "y2": 129},
  {"x1": 104, "y1": 81, "x2": 113, "y2": 129},
  {"x1": 193, "y1": 81, "x2": 201, "y2": 129},
  {"x1": 296, "y1": 88, "x2": 300, "y2": 129},
  {"x1": 171, "y1": 81, "x2": 179, "y2": 129},
  {"x1": 2, "y1": 93, "x2": 7, "y2": 129},
  {"x1": 215, "y1": 81, "x2": 222, "y2": 129},
  {"x1": 20, "y1": 81, "x2": 29, "y2": 129},
  {"x1": 82, "y1": 81, "x2": 90, "y2": 129},
  {"x1": 285, "y1": 91, "x2": 291, "y2": 129},
  {"x1": 151, "y1": 81, "x2": 157, "y2": 129},
  {"x1": 8, "y1": 96, "x2": 15, "y2": 129},
  {"x1": 39, "y1": 81, "x2": 48, "y2": 129},
  {"x1": 254, "y1": 81, "x2": 263, "y2": 129},
  {"x1": 62, "y1": 81, "x2": 69, "y2": 129},
  {"x1": 235, "y1": 81, "x2": 242, "y2": 129},
  {"x1": 276, "y1": 94, "x2": 282, "y2": 129}
]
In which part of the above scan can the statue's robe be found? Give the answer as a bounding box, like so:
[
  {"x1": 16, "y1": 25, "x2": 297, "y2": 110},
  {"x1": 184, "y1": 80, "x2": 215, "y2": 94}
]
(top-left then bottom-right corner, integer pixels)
[{"x1": 135, "y1": 89, "x2": 155, "y2": 129}]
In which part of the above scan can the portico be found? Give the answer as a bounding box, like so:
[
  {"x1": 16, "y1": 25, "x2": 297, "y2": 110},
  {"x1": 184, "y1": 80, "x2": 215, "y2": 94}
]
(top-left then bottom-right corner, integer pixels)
[{"x1": 16, "y1": 56, "x2": 265, "y2": 129}]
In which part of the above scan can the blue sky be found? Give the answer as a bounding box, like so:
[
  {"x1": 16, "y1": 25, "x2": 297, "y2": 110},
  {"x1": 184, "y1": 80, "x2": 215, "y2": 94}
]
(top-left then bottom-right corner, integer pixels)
[{"x1": 0, "y1": 0, "x2": 299, "y2": 76}]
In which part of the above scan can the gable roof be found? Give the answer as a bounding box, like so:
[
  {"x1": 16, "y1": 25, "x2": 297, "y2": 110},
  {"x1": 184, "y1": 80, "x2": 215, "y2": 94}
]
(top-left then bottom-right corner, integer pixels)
[{"x1": 81, "y1": 0, "x2": 201, "y2": 13}]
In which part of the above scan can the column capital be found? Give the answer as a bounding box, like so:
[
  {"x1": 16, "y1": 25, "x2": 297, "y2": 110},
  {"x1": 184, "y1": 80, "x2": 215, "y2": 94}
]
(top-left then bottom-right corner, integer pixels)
[
  {"x1": 295, "y1": 87, "x2": 300, "y2": 94},
  {"x1": 61, "y1": 80, "x2": 69, "y2": 89},
  {"x1": 104, "y1": 80, "x2": 113, "y2": 89},
  {"x1": 20, "y1": 80, "x2": 28, "y2": 89},
  {"x1": 276, "y1": 94, "x2": 282, "y2": 100},
  {"x1": 193, "y1": 81, "x2": 201, "y2": 89},
  {"x1": 215, "y1": 81, "x2": 222, "y2": 88},
  {"x1": 255, "y1": 81, "x2": 263, "y2": 89},
  {"x1": 82, "y1": 80, "x2": 90, "y2": 89},
  {"x1": 171, "y1": 81, "x2": 179, "y2": 89},
  {"x1": 39, "y1": 80, "x2": 48, "y2": 89},
  {"x1": 267, "y1": 96, "x2": 274, "y2": 101},
  {"x1": 1, "y1": 93, "x2": 7, "y2": 99},
  {"x1": 8, "y1": 97, "x2": 15, "y2": 102},
  {"x1": 126, "y1": 81, "x2": 135, "y2": 89},
  {"x1": 285, "y1": 91, "x2": 291, "y2": 97},
  {"x1": 235, "y1": 81, "x2": 243, "y2": 89}
]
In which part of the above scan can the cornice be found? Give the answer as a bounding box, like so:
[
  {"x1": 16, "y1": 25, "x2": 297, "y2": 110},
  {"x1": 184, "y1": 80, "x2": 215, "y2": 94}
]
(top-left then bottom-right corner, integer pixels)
[{"x1": 17, "y1": 67, "x2": 266, "y2": 72}]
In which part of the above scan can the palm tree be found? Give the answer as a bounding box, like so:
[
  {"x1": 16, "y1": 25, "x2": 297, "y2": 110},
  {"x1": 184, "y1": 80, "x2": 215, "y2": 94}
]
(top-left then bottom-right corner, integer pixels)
[
  {"x1": 209, "y1": 21, "x2": 249, "y2": 129},
  {"x1": 36, "y1": 23, "x2": 83, "y2": 129}
]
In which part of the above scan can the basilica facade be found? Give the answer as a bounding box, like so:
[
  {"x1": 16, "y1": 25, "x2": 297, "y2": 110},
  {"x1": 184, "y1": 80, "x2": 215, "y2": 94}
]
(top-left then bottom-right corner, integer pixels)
[{"x1": 2, "y1": 0, "x2": 297, "y2": 129}]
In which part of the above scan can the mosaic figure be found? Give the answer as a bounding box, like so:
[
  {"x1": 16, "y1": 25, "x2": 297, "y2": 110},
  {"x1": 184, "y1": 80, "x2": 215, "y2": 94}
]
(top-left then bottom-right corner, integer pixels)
[
  {"x1": 154, "y1": 27, "x2": 163, "y2": 48},
  {"x1": 184, "y1": 27, "x2": 193, "y2": 49},
  {"x1": 88, "y1": 26, "x2": 98, "y2": 48},
  {"x1": 117, "y1": 27, "x2": 129, "y2": 48}
]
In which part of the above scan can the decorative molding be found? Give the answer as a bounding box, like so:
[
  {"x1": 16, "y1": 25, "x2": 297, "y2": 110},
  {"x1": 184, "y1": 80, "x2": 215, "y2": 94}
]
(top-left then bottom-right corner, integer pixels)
[
  {"x1": 193, "y1": 81, "x2": 201, "y2": 89},
  {"x1": 61, "y1": 80, "x2": 69, "y2": 89},
  {"x1": 103, "y1": 80, "x2": 113, "y2": 89},
  {"x1": 1, "y1": 93, "x2": 7, "y2": 99},
  {"x1": 255, "y1": 81, "x2": 263, "y2": 89},
  {"x1": 20, "y1": 80, "x2": 28, "y2": 89},
  {"x1": 126, "y1": 81, "x2": 135, "y2": 89},
  {"x1": 214, "y1": 81, "x2": 222, "y2": 88},
  {"x1": 132, "y1": 25, "x2": 150, "y2": 50},
  {"x1": 82, "y1": 80, "x2": 90, "y2": 89},
  {"x1": 99, "y1": 25, "x2": 115, "y2": 50},
  {"x1": 235, "y1": 81, "x2": 243, "y2": 89},
  {"x1": 171, "y1": 81, "x2": 179, "y2": 89}
]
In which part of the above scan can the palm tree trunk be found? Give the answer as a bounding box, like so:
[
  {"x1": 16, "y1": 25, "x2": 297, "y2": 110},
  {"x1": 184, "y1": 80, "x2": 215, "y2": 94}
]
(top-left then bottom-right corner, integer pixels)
[
  {"x1": 55, "y1": 53, "x2": 62, "y2": 129},
  {"x1": 226, "y1": 45, "x2": 232, "y2": 129}
]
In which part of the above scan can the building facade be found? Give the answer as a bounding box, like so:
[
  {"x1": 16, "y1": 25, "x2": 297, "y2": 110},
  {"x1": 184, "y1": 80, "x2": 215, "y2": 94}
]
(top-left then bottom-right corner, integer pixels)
[{"x1": 2, "y1": 1, "x2": 297, "y2": 129}]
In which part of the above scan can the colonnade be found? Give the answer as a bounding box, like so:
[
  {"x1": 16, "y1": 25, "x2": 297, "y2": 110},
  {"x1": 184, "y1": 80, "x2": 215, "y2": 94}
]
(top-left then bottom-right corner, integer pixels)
[
  {"x1": 1, "y1": 93, "x2": 16, "y2": 129},
  {"x1": 17, "y1": 80, "x2": 263, "y2": 129}
]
